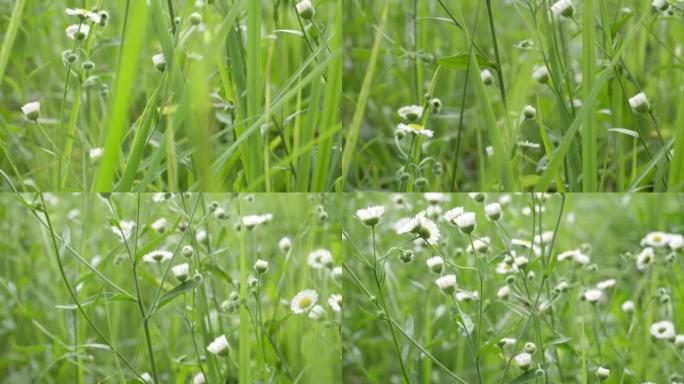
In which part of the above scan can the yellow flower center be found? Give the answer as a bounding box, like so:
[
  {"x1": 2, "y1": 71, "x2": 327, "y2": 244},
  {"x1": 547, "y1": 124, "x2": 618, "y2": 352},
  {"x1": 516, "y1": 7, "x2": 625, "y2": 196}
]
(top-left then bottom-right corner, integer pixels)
[
  {"x1": 408, "y1": 123, "x2": 424, "y2": 131},
  {"x1": 299, "y1": 297, "x2": 312, "y2": 309},
  {"x1": 653, "y1": 235, "x2": 662, "y2": 242}
]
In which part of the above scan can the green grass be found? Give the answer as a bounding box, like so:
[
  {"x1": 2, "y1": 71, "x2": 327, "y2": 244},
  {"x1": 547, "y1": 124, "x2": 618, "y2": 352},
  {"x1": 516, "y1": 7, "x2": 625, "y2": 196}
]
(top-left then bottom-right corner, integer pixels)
[
  {"x1": 0, "y1": 193, "x2": 341, "y2": 382},
  {"x1": 343, "y1": 192, "x2": 684, "y2": 383},
  {"x1": 0, "y1": 0, "x2": 341, "y2": 192},
  {"x1": 342, "y1": 0, "x2": 682, "y2": 192}
]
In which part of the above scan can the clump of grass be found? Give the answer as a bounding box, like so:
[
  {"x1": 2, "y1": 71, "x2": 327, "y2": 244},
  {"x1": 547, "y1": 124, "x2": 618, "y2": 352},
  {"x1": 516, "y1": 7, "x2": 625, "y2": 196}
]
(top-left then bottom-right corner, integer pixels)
[
  {"x1": 0, "y1": 0, "x2": 341, "y2": 192},
  {"x1": 342, "y1": 0, "x2": 682, "y2": 192},
  {"x1": 343, "y1": 192, "x2": 684, "y2": 382},
  {"x1": 0, "y1": 192, "x2": 341, "y2": 382}
]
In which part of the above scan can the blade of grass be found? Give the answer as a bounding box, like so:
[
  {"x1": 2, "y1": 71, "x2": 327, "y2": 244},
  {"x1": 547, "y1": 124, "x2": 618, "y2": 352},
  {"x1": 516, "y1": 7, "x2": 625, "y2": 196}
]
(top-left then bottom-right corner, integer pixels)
[
  {"x1": 340, "y1": 0, "x2": 389, "y2": 191},
  {"x1": 245, "y1": 0, "x2": 264, "y2": 189},
  {"x1": 0, "y1": 0, "x2": 25, "y2": 85},
  {"x1": 93, "y1": 1, "x2": 149, "y2": 191},
  {"x1": 582, "y1": 0, "x2": 597, "y2": 191}
]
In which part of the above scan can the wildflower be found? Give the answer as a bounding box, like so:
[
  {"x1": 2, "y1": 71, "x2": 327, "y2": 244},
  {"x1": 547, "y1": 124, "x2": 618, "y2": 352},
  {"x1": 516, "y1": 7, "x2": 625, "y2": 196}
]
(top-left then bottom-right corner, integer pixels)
[
  {"x1": 304, "y1": 305, "x2": 324, "y2": 320},
  {"x1": 481, "y1": 69, "x2": 494, "y2": 85},
  {"x1": 621, "y1": 300, "x2": 635, "y2": 313},
  {"x1": 296, "y1": 0, "x2": 315, "y2": 20},
  {"x1": 667, "y1": 234, "x2": 683, "y2": 250},
  {"x1": 455, "y1": 290, "x2": 479, "y2": 302},
  {"x1": 532, "y1": 65, "x2": 550, "y2": 84},
  {"x1": 279, "y1": 237, "x2": 292, "y2": 252},
  {"x1": 207, "y1": 335, "x2": 230, "y2": 356},
  {"x1": 140, "y1": 372, "x2": 153, "y2": 383},
  {"x1": 356, "y1": 205, "x2": 385, "y2": 227},
  {"x1": 396, "y1": 212, "x2": 440, "y2": 243},
  {"x1": 435, "y1": 274, "x2": 457, "y2": 295},
  {"x1": 254, "y1": 259, "x2": 269, "y2": 274},
  {"x1": 582, "y1": 289, "x2": 603, "y2": 303},
  {"x1": 214, "y1": 207, "x2": 227, "y2": 220},
  {"x1": 513, "y1": 256, "x2": 529, "y2": 269},
  {"x1": 596, "y1": 279, "x2": 616, "y2": 290},
  {"x1": 21, "y1": 102, "x2": 40, "y2": 121},
  {"x1": 398, "y1": 105, "x2": 424, "y2": 122},
  {"x1": 636, "y1": 247, "x2": 655, "y2": 271},
  {"x1": 89, "y1": 147, "x2": 103, "y2": 161},
  {"x1": 307, "y1": 249, "x2": 333, "y2": 269},
  {"x1": 65, "y1": 8, "x2": 91, "y2": 20},
  {"x1": 328, "y1": 294, "x2": 341, "y2": 312},
  {"x1": 430, "y1": 98, "x2": 442, "y2": 113},
  {"x1": 641, "y1": 231, "x2": 670, "y2": 247},
  {"x1": 523, "y1": 105, "x2": 536, "y2": 119},
  {"x1": 551, "y1": 0, "x2": 574, "y2": 18},
  {"x1": 468, "y1": 237, "x2": 490, "y2": 254},
  {"x1": 172, "y1": 263, "x2": 189, "y2": 282},
  {"x1": 497, "y1": 285, "x2": 511, "y2": 299},
  {"x1": 558, "y1": 249, "x2": 590, "y2": 265},
  {"x1": 469, "y1": 192, "x2": 486, "y2": 203},
  {"x1": 524, "y1": 342, "x2": 537, "y2": 354},
  {"x1": 484, "y1": 202, "x2": 502, "y2": 221},
  {"x1": 396, "y1": 123, "x2": 433, "y2": 138},
  {"x1": 650, "y1": 320, "x2": 675, "y2": 340},
  {"x1": 192, "y1": 372, "x2": 206, "y2": 384},
  {"x1": 291, "y1": 290, "x2": 318, "y2": 314},
  {"x1": 111, "y1": 220, "x2": 135, "y2": 242},
  {"x1": 65, "y1": 24, "x2": 90, "y2": 40},
  {"x1": 514, "y1": 352, "x2": 532, "y2": 370},
  {"x1": 652, "y1": 0, "x2": 669, "y2": 11},
  {"x1": 596, "y1": 367, "x2": 610, "y2": 381},
  {"x1": 443, "y1": 207, "x2": 464, "y2": 224},
  {"x1": 189, "y1": 12, "x2": 202, "y2": 26},
  {"x1": 151, "y1": 218, "x2": 167, "y2": 233},
  {"x1": 454, "y1": 212, "x2": 476, "y2": 234},
  {"x1": 628, "y1": 92, "x2": 649, "y2": 113},
  {"x1": 426, "y1": 256, "x2": 444, "y2": 274},
  {"x1": 143, "y1": 250, "x2": 173, "y2": 263},
  {"x1": 182, "y1": 245, "x2": 194, "y2": 258},
  {"x1": 331, "y1": 266, "x2": 342, "y2": 280},
  {"x1": 399, "y1": 249, "x2": 414, "y2": 263},
  {"x1": 556, "y1": 281, "x2": 570, "y2": 292},
  {"x1": 152, "y1": 53, "x2": 166, "y2": 72},
  {"x1": 675, "y1": 335, "x2": 684, "y2": 348}
]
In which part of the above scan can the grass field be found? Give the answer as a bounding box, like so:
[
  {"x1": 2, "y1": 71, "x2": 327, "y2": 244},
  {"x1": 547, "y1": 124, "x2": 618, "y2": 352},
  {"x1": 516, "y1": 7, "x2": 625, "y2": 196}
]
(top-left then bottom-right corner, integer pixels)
[
  {"x1": 0, "y1": 0, "x2": 341, "y2": 192},
  {"x1": 0, "y1": 193, "x2": 341, "y2": 383},
  {"x1": 343, "y1": 193, "x2": 684, "y2": 383},
  {"x1": 341, "y1": 0, "x2": 684, "y2": 192}
]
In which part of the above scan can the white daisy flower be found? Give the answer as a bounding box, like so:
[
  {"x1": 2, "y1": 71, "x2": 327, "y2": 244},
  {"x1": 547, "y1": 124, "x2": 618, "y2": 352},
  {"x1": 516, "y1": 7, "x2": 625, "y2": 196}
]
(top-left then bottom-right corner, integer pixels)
[
  {"x1": 480, "y1": 69, "x2": 494, "y2": 85},
  {"x1": 551, "y1": 0, "x2": 574, "y2": 18},
  {"x1": 398, "y1": 105, "x2": 424, "y2": 121},
  {"x1": 192, "y1": 372, "x2": 206, "y2": 384},
  {"x1": 397, "y1": 123, "x2": 433, "y2": 138},
  {"x1": 291, "y1": 290, "x2": 318, "y2": 314},
  {"x1": 331, "y1": 266, "x2": 342, "y2": 280},
  {"x1": 65, "y1": 24, "x2": 90, "y2": 40},
  {"x1": 675, "y1": 334, "x2": 684, "y2": 348},
  {"x1": 308, "y1": 304, "x2": 325, "y2": 320},
  {"x1": 435, "y1": 274, "x2": 457, "y2": 294},
  {"x1": 196, "y1": 229, "x2": 208, "y2": 243},
  {"x1": 652, "y1": 0, "x2": 669, "y2": 11},
  {"x1": 89, "y1": 147, "x2": 103, "y2": 161},
  {"x1": 514, "y1": 352, "x2": 532, "y2": 370},
  {"x1": 667, "y1": 234, "x2": 683, "y2": 250},
  {"x1": 443, "y1": 206, "x2": 465, "y2": 223},
  {"x1": 621, "y1": 300, "x2": 635, "y2": 313},
  {"x1": 140, "y1": 372, "x2": 153, "y2": 383},
  {"x1": 636, "y1": 247, "x2": 655, "y2": 271},
  {"x1": 426, "y1": 256, "x2": 444, "y2": 274},
  {"x1": 484, "y1": 202, "x2": 502, "y2": 221},
  {"x1": 356, "y1": 205, "x2": 385, "y2": 227},
  {"x1": 558, "y1": 249, "x2": 590, "y2": 265},
  {"x1": 396, "y1": 212, "x2": 440, "y2": 243},
  {"x1": 650, "y1": 320, "x2": 675, "y2": 340},
  {"x1": 582, "y1": 289, "x2": 603, "y2": 303},
  {"x1": 328, "y1": 294, "x2": 341, "y2": 312},
  {"x1": 596, "y1": 279, "x2": 616, "y2": 290},
  {"x1": 455, "y1": 290, "x2": 479, "y2": 302},
  {"x1": 641, "y1": 231, "x2": 670, "y2": 248},
  {"x1": 207, "y1": 335, "x2": 230, "y2": 356},
  {"x1": 111, "y1": 220, "x2": 136, "y2": 242},
  {"x1": 596, "y1": 366, "x2": 610, "y2": 380},
  {"x1": 242, "y1": 214, "x2": 267, "y2": 229},
  {"x1": 628, "y1": 92, "x2": 649, "y2": 113},
  {"x1": 497, "y1": 337, "x2": 516, "y2": 347},
  {"x1": 454, "y1": 212, "x2": 476, "y2": 234},
  {"x1": 279, "y1": 236, "x2": 292, "y2": 252},
  {"x1": 295, "y1": 0, "x2": 315, "y2": 20},
  {"x1": 143, "y1": 250, "x2": 173, "y2": 264},
  {"x1": 497, "y1": 285, "x2": 511, "y2": 299},
  {"x1": 486, "y1": 146, "x2": 495, "y2": 157},
  {"x1": 151, "y1": 218, "x2": 167, "y2": 233},
  {"x1": 254, "y1": 259, "x2": 269, "y2": 274},
  {"x1": 21, "y1": 101, "x2": 40, "y2": 121},
  {"x1": 172, "y1": 263, "x2": 190, "y2": 282},
  {"x1": 532, "y1": 65, "x2": 550, "y2": 84},
  {"x1": 152, "y1": 53, "x2": 166, "y2": 72},
  {"x1": 468, "y1": 237, "x2": 491, "y2": 254},
  {"x1": 307, "y1": 249, "x2": 333, "y2": 269},
  {"x1": 424, "y1": 193, "x2": 449, "y2": 204}
]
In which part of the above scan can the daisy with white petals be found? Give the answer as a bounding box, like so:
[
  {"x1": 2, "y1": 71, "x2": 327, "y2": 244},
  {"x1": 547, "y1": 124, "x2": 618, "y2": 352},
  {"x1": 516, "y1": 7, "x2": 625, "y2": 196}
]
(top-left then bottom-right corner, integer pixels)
[
  {"x1": 356, "y1": 205, "x2": 385, "y2": 227},
  {"x1": 396, "y1": 212, "x2": 440, "y2": 243},
  {"x1": 291, "y1": 290, "x2": 318, "y2": 314},
  {"x1": 207, "y1": 335, "x2": 230, "y2": 356},
  {"x1": 307, "y1": 249, "x2": 333, "y2": 269}
]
